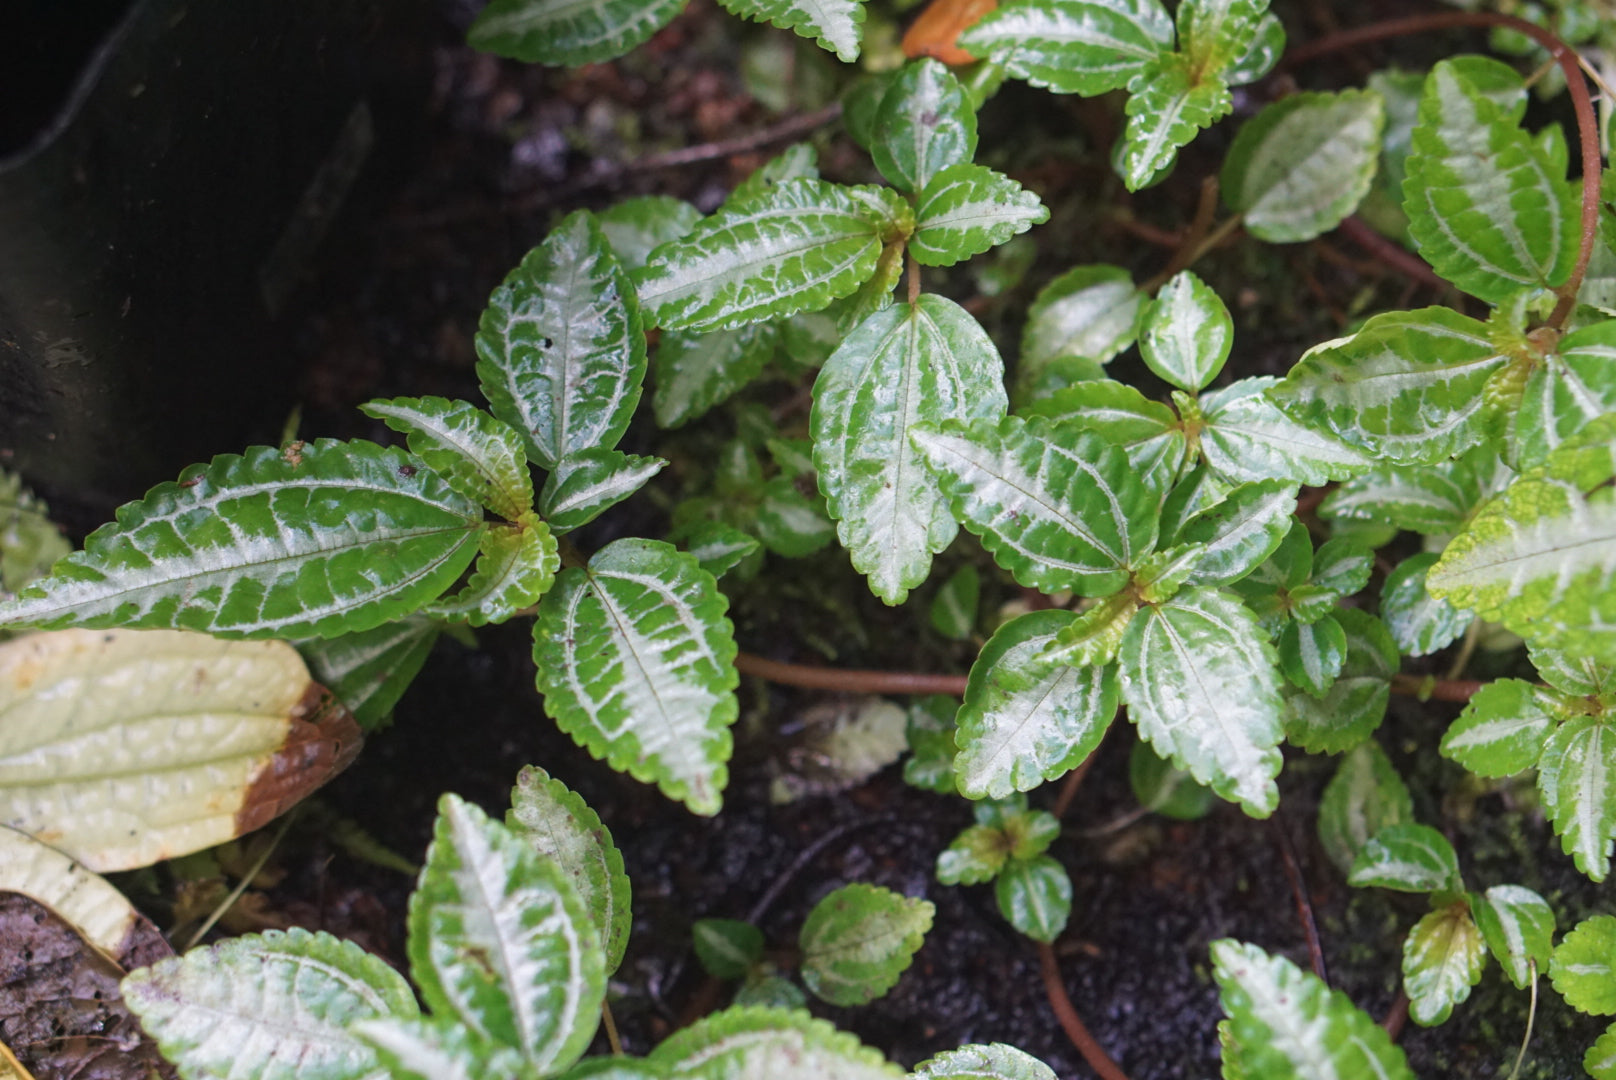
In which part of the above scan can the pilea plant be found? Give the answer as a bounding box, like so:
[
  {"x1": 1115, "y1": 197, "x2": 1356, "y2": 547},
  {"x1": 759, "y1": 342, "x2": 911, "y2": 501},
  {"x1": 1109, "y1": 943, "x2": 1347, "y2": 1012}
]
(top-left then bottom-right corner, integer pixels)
[{"x1": 8, "y1": 0, "x2": 1616, "y2": 1074}]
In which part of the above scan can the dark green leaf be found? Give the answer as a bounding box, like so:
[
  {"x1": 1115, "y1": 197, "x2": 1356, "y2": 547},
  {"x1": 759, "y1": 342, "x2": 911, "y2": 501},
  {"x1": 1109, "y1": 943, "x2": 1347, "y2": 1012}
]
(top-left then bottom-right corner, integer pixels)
[{"x1": 872, "y1": 60, "x2": 977, "y2": 193}]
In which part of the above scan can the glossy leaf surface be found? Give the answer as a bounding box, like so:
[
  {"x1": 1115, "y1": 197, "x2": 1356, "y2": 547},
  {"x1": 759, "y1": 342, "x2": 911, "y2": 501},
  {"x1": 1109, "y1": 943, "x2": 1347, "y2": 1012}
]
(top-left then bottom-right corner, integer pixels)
[
  {"x1": 541, "y1": 449, "x2": 667, "y2": 533},
  {"x1": 1139, "y1": 271, "x2": 1230, "y2": 392},
  {"x1": 1403, "y1": 902, "x2": 1485, "y2": 1027},
  {"x1": 1317, "y1": 741, "x2": 1413, "y2": 874},
  {"x1": 911, "y1": 165, "x2": 1048, "y2": 267},
  {"x1": 654, "y1": 324, "x2": 780, "y2": 429},
  {"x1": 1472, "y1": 884, "x2": 1554, "y2": 990},
  {"x1": 800, "y1": 884, "x2": 934, "y2": 1006},
  {"x1": 995, "y1": 855, "x2": 1071, "y2": 943},
  {"x1": 957, "y1": 0, "x2": 1173, "y2": 96},
  {"x1": 468, "y1": 0, "x2": 686, "y2": 66},
  {"x1": 1199, "y1": 378, "x2": 1373, "y2": 486},
  {"x1": 716, "y1": 0, "x2": 866, "y2": 60},
  {"x1": 360, "y1": 397, "x2": 533, "y2": 522},
  {"x1": 909, "y1": 1043, "x2": 1057, "y2": 1080},
  {"x1": 1348, "y1": 823, "x2": 1461, "y2": 893},
  {"x1": 1119, "y1": 54, "x2": 1231, "y2": 191},
  {"x1": 427, "y1": 517, "x2": 558, "y2": 626},
  {"x1": 1551, "y1": 916, "x2": 1616, "y2": 1014},
  {"x1": 650, "y1": 1006, "x2": 903, "y2": 1080},
  {"x1": 872, "y1": 59, "x2": 977, "y2": 193}
]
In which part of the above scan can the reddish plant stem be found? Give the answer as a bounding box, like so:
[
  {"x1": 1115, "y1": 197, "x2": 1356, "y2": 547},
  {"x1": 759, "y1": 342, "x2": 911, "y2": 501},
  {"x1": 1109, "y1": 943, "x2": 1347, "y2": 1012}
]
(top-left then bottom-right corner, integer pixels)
[
  {"x1": 1053, "y1": 747, "x2": 1101, "y2": 819},
  {"x1": 734, "y1": 652, "x2": 968, "y2": 696},
  {"x1": 1038, "y1": 943, "x2": 1134, "y2": 1080},
  {"x1": 1270, "y1": 818, "x2": 1329, "y2": 985},
  {"x1": 1382, "y1": 989, "x2": 1411, "y2": 1042},
  {"x1": 1390, "y1": 672, "x2": 1484, "y2": 703},
  {"x1": 1284, "y1": 10, "x2": 1602, "y2": 329},
  {"x1": 1335, "y1": 215, "x2": 1450, "y2": 292}
]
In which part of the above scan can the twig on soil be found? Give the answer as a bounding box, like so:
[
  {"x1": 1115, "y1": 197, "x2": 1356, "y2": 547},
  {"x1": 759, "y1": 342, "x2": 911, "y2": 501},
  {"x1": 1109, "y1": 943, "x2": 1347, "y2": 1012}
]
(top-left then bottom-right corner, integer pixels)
[
  {"x1": 1038, "y1": 942, "x2": 1134, "y2": 1080},
  {"x1": 1270, "y1": 817, "x2": 1328, "y2": 985},
  {"x1": 734, "y1": 652, "x2": 968, "y2": 696},
  {"x1": 1381, "y1": 989, "x2": 1410, "y2": 1042}
]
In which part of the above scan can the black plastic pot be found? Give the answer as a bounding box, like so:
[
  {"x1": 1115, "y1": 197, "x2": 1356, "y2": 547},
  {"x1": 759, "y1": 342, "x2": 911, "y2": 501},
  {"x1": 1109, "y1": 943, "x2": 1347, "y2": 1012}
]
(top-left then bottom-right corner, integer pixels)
[{"x1": 0, "y1": 0, "x2": 427, "y2": 526}]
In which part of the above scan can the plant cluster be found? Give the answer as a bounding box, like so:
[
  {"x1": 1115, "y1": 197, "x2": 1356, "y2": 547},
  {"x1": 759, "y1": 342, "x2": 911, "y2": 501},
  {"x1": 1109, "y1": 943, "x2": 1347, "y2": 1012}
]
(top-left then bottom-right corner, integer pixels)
[{"x1": 7, "y1": 0, "x2": 1616, "y2": 1075}]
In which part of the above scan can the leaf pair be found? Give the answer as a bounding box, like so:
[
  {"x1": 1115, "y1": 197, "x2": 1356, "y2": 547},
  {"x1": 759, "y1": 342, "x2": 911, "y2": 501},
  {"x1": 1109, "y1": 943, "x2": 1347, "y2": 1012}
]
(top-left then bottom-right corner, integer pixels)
[{"x1": 935, "y1": 795, "x2": 1071, "y2": 942}]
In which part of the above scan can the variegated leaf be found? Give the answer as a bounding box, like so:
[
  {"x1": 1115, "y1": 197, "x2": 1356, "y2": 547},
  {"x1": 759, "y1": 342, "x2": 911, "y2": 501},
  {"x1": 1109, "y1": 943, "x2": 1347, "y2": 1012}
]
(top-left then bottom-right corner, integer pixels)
[
  {"x1": 1538, "y1": 716, "x2": 1616, "y2": 881},
  {"x1": 716, "y1": 0, "x2": 866, "y2": 60},
  {"x1": 1118, "y1": 54, "x2": 1231, "y2": 191},
  {"x1": 1511, "y1": 319, "x2": 1616, "y2": 470},
  {"x1": 1016, "y1": 264, "x2": 1143, "y2": 404},
  {"x1": 910, "y1": 1043, "x2": 1057, "y2": 1080},
  {"x1": 1199, "y1": 377, "x2": 1376, "y2": 485},
  {"x1": 1472, "y1": 884, "x2": 1554, "y2": 990},
  {"x1": 360, "y1": 397, "x2": 534, "y2": 522},
  {"x1": 427, "y1": 516, "x2": 558, "y2": 626},
  {"x1": 871, "y1": 59, "x2": 977, "y2": 193},
  {"x1": 468, "y1": 0, "x2": 686, "y2": 66},
  {"x1": 911, "y1": 165, "x2": 1048, "y2": 268},
  {"x1": 1317, "y1": 741, "x2": 1414, "y2": 874},
  {"x1": 1176, "y1": 479, "x2": 1297, "y2": 587},
  {"x1": 650, "y1": 1006, "x2": 903, "y2": 1080},
  {"x1": 957, "y1": 0, "x2": 1173, "y2": 96},
  {"x1": 1403, "y1": 902, "x2": 1486, "y2": 1026},
  {"x1": 654, "y1": 323, "x2": 780, "y2": 429},
  {"x1": 1021, "y1": 380, "x2": 1185, "y2": 492},
  {"x1": 1440, "y1": 677, "x2": 1558, "y2": 778},
  {"x1": 1139, "y1": 270, "x2": 1230, "y2": 393},
  {"x1": 1349, "y1": 823, "x2": 1461, "y2": 893},
  {"x1": 540, "y1": 449, "x2": 667, "y2": 533}
]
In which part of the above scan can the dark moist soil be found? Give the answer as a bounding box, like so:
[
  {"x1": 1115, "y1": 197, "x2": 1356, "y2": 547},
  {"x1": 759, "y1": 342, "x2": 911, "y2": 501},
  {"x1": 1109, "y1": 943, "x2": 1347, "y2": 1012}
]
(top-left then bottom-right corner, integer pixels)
[{"x1": 82, "y1": 2, "x2": 1615, "y2": 1077}]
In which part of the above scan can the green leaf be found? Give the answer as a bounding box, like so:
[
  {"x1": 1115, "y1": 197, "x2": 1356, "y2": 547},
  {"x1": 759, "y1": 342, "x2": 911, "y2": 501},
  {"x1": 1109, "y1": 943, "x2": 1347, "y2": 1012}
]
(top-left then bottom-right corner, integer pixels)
[
  {"x1": 121, "y1": 927, "x2": 418, "y2": 1080},
  {"x1": 426, "y1": 517, "x2": 559, "y2": 626},
  {"x1": 477, "y1": 211, "x2": 646, "y2": 471},
  {"x1": 1129, "y1": 738, "x2": 1214, "y2": 820},
  {"x1": 693, "y1": 919, "x2": 766, "y2": 979},
  {"x1": 909, "y1": 1043, "x2": 1057, "y2": 1080},
  {"x1": 1588, "y1": 1026, "x2": 1616, "y2": 1080},
  {"x1": 1221, "y1": 89, "x2": 1385, "y2": 243},
  {"x1": 0, "y1": 441, "x2": 483, "y2": 639},
  {"x1": 1348, "y1": 823, "x2": 1461, "y2": 893},
  {"x1": 1283, "y1": 608, "x2": 1398, "y2": 755},
  {"x1": 1021, "y1": 380, "x2": 1185, "y2": 492},
  {"x1": 1320, "y1": 446, "x2": 1512, "y2": 535},
  {"x1": 954, "y1": 610, "x2": 1120, "y2": 799},
  {"x1": 1551, "y1": 915, "x2": 1616, "y2": 1014},
  {"x1": 0, "y1": 468, "x2": 70, "y2": 593},
  {"x1": 756, "y1": 478, "x2": 836, "y2": 557},
  {"x1": 650, "y1": 1006, "x2": 903, "y2": 1079},
  {"x1": 728, "y1": 145, "x2": 821, "y2": 208},
  {"x1": 1538, "y1": 716, "x2": 1616, "y2": 881},
  {"x1": 360, "y1": 397, "x2": 534, "y2": 522},
  {"x1": 533, "y1": 539, "x2": 739, "y2": 815},
  {"x1": 1016, "y1": 265, "x2": 1144, "y2": 403},
  {"x1": 634, "y1": 180, "x2": 909, "y2": 334},
  {"x1": 357, "y1": 1017, "x2": 528, "y2": 1080},
  {"x1": 904, "y1": 696, "x2": 961, "y2": 793},
  {"x1": 930, "y1": 564, "x2": 980, "y2": 640},
  {"x1": 559, "y1": 1057, "x2": 672, "y2": 1080},
  {"x1": 872, "y1": 60, "x2": 977, "y2": 194},
  {"x1": 1175, "y1": 0, "x2": 1268, "y2": 74},
  {"x1": 1404, "y1": 58, "x2": 1578, "y2": 304},
  {"x1": 1176, "y1": 480, "x2": 1297, "y2": 587},
  {"x1": 1042, "y1": 592, "x2": 1139, "y2": 669},
  {"x1": 1278, "y1": 614, "x2": 1346, "y2": 698},
  {"x1": 1511, "y1": 319, "x2": 1616, "y2": 469},
  {"x1": 507, "y1": 765, "x2": 633, "y2": 974},
  {"x1": 467, "y1": 0, "x2": 685, "y2": 66},
  {"x1": 1212, "y1": 939, "x2": 1414, "y2": 1080},
  {"x1": 936, "y1": 823, "x2": 1009, "y2": 884},
  {"x1": 1472, "y1": 884, "x2": 1554, "y2": 990},
  {"x1": 800, "y1": 883, "x2": 934, "y2": 1006},
  {"x1": 1119, "y1": 587, "x2": 1284, "y2": 816},
  {"x1": 1380, "y1": 553, "x2": 1473, "y2": 657},
  {"x1": 598, "y1": 196, "x2": 702, "y2": 271},
  {"x1": 1440, "y1": 678, "x2": 1557, "y2": 778},
  {"x1": 911, "y1": 164, "x2": 1048, "y2": 268},
  {"x1": 913, "y1": 416, "x2": 1160, "y2": 596},
  {"x1": 297, "y1": 617, "x2": 440, "y2": 731},
  {"x1": 1118, "y1": 54, "x2": 1231, "y2": 191},
  {"x1": 1402, "y1": 901, "x2": 1486, "y2": 1026},
  {"x1": 1198, "y1": 377, "x2": 1374, "y2": 486},
  {"x1": 995, "y1": 855, "x2": 1071, "y2": 943},
  {"x1": 1139, "y1": 271, "x2": 1231, "y2": 392},
  {"x1": 957, "y1": 0, "x2": 1173, "y2": 96},
  {"x1": 1268, "y1": 307, "x2": 1508, "y2": 464},
  {"x1": 541, "y1": 449, "x2": 667, "y2": 533},
  {"x1": 1532, "y1": 642, "x2": 1616, "y2": 696},
  {"x1": 409, "y1": 795, "x2": 605, "y2": 1074},
  {"x1": 1221, "y1": 10, "x2": 1283, "y2": 86},
  {"x1": 1317, "y1": 741, "x2": 1414, "y2": 875},
  {"x1": 682, "y1": 521, "x2": 762, "y2": 579},
  {"x1": 813, "y1": 296, "x2": 1008, "y2": 604},
  {"x1": 734, "y1": 976, "x2": 808, "y2": 1010},
  {"x1": 716, "y1": 0, "x2": 865, "y2": 60},
  {"x1": 654, "y1": 323, "x2": 781, "y2": 429}
]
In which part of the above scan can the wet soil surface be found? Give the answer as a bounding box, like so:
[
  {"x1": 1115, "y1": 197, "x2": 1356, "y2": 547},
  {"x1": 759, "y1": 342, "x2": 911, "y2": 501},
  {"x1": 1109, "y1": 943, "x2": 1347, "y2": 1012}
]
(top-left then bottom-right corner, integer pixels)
[{"x1": 115, "y1": 2, "x2": 1613, "y2": 1076}]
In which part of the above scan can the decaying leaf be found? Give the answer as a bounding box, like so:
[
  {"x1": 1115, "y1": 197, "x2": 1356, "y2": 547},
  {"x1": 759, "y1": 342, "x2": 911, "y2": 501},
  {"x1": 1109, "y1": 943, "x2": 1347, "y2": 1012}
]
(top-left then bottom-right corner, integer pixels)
[
  {"x1": 0, "y1": 629, "x2": 361, "y2": 871},
  {"x1": 770, "y1": 696, "x2": 909, "y2": 803}
]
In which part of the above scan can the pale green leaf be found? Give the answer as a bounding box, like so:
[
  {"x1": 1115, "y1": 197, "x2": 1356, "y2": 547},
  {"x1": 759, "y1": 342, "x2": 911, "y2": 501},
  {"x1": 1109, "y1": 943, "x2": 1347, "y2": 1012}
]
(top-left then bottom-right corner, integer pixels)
[
  {"x1": 598, "y1": 196, "x2": 702, "y2": 271},
  {"x1": 693, "y1": 919, "x2": 766, "y2": 979},
  {"x1": 1221, "y1": 11, "x2": 1283, "y2": 86},
  {"x1": 1531, "y1": 641, "x2": 1616, "y2": 697},
  {"x1": 409, "y1": 794, "x2": 604, "y2": 1074},
  {"x1": 1268, "y1": 307, "x2": 1507, "y2": 464},
  {"x1": 1042, "y1": 592, "x2": 1138, "y2": 669},
  {"x1": 1538, "y1": 716, "x2": 1616, "y2": 881},
  {"x1": 1403, "y1": 902, "x2": 1486, "y2": 1026},
  {"x1": 1349, "y1": 823, "x2": 1461, "y2": 893},
  {"x1": 1119, "y1": 54, "x2": 1231, "y2": 191},
  {"x1": 1129, "y1": 738, "x2": 1214, "y2": 820},
  {"x1": 717, "y1": 0, "x2": 865, "y2": 60},
  {"x1": 1283, "y1": 609, "x2": 1398, "y2": 754},
  {"x1": 1119, "y1": 587, "x2": 1284, "y2": 816},
  {"x1": 911, "y1": 165, "x2": 1048, "y2": 268},
  {"x1": 904, "y1": 696, "x2": 960, "y2": 794},
  {"x1": 1212, "y1": 938, "x2": 1414, "y2": 1080},
  {"x1": 427, "y1": 517, "x2": 558, "y2": 626},
  {"x1": 1020, "y1": 380, "x2": 1185, "y2": 492},
  {"x1": 1380, "y1": 553, "x2": 1473, "y2": 657},
  {"x1": 649, "y1": 1006, "x2": 904, "y2": 1080},
  {"x1": 1198, "y1": 377, "x2": 1375, "y2": 485},
  {"x1": 1222, "y1": 89, "x2": 1384, "y2": 243},
  {"x1": 995, "y1": 855, "x2": 1071, "y2": 942},
  {"x1": 467, "y1": 0, "x2": 685, "y2": 65},
  {"x1": 122, "y1": 928, "x2": 418, "y2": 1080},
  {"x1": 1320, "y1": 446, "x2": 1512, "y2": 535},
  {"x1": 654, "y1": 323, "x2": 780, "y2": 429},
  {"x1": 297, "y1": 617, "x2": 440, "y2": 730},
  {"x1": 756, "y1": 478, "x2": 836, "y2": 557},
  {"x1": 1177, "y1": 479, "x2": 1297, "y2": 587},
  {"x1": 953, "y1": 610, "x2": 1119, "y2": 799},
  {"x1": 681, "y1": 521, "x2": 762, "y2": 579},
  {"x1": 1016, "y1": 264, "x2": 1144, "y2": 404},
  {"x1": 1317, "y1": 741, "x2": 1414, "y2": 875},
  {"x1": 0, "y1": 468, "x2": 70, "y2": 593},
  {"x1": 1551, "y1": 915, "x2": 1616, "y2": 1014},
  {"x1": 930, "y1": 564, "x2": 980, "y2": 640},
  {"x1": 1175, "y1": 0, "x2": 1268, "y2": 74},
  {"x1": 813, "y1": 296, "x2": 1008, "y2": 604},
  {"x1": 360, "y1": 397, "x2": 534, "y2": 522},
  {"x1": 872, "y1": 60, "x2": 977, "y2": 193},
  {"x1": 1472, "y1": 884, "x2": 1554, "y2": 990},
  {"x1": 1404, "y1": 58, "x2": 1578, "y2": 303},
  {"x1": 957, "y1": 0, "x2": 1173, "y2": 96},
  {"x1": 1278, "y1": 614, "x2": 1346, "y2": 698},
  {"x1": 634, "y1": 180, "x2": 909, "y2": 334},
  {"x1": 1588, "y1": 1027, "x2": 1616, "y2": 1080},
  {"x1": 476, "y1": 210, "x2": 646, "y2": 470},
  {"x1": 734, "y1": 975, "x2": 808, "y2": 1010},
  {"x1": 800, "y1": 884, "x2": 934, "y2": 1006},
  {"x1": 507, "y1": 765, "x2": 632, "y2": 974},
  {"x1": 1139, "y1": 270, "x2": 1230, "y2": 392},
  {"x1": 541, "y1": 449, "x2": 667, "y2": 533},
  {"x1": 913, "y1": 416, "x2": 1160, "y2": 596},
  {"x1": 727, "y1": 145, "x2": 821, "y2": 210},
  {"x1": 534, "y1": 539, "x2": 738, "y2": 815},
  {"x1": 936, "y1": 823, "x2": 1008, "y2": 884},
  {"x1": 1440, "y1": 678, "x2": 1557, "y2": 778},
  {"x1": 909, "y1": 1043, "x2": 1056, "y2": 1080},
  {"x1": 0, "y1": 441, "x2": 483, "y2": 640},
  {"x1": 1511, "y1": 319, "x2": 1616, "y2": 469},
  {"x1": 357, "y1": 1017, "x2": 528, "y2": 1080}
]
